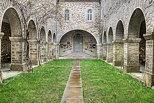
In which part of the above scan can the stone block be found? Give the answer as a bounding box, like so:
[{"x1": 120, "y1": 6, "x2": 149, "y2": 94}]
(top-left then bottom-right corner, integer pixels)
[
  {"x1": 144, "y1": 72, "x2": 154, "y2": 87},
  {"x1": 10, "y1": 63, "x2": 28, "y2": 71},
  {"x1": 31, "y1": 59, "x2": 39, "y2": 65},
  {"x1": 124, "y1": 65, "x2": 140, "y2": 73},
  {"x1": 113, "y1": 60, "x2": 123, "y2": 66}
]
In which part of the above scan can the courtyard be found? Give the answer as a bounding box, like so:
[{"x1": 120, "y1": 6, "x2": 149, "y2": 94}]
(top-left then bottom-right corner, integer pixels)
[
  {"x1": 0, "y1": 59, "x2": 154, "y2": 103},
  {"x1": 0, "y1": 0, "x2": 154, "y2": 103}
]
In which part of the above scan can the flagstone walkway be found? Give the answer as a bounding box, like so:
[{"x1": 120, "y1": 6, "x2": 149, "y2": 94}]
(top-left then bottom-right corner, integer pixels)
[{"x1": 61, "y1": 60, "x2": 83, "y2": 103}]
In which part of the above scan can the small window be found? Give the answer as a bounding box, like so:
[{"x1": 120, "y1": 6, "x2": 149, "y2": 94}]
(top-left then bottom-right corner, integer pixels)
[
  {"x1": 65, "y1": 10, "x2": 69, "y2": 21},
  {"x1": 87, "y1": 9, "x2": 92, "y2": 21}
]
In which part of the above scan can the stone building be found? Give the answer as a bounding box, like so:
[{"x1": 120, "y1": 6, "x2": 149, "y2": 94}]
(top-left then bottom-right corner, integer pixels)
[
  {"x1": 101, "y1": 0, "x2": 154, "y2": 87},
  {"x1": 0, "y1": 0, "x2": 154, "y2": 87}
]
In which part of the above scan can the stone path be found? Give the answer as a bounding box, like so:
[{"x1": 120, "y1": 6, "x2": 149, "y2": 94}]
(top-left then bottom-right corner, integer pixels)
[
  {"x1": 2, "y1": 71, "x2": 22, "y2": 80},
  {"x1": 61, "y1": 60, "x2": 83, "y2": 103}
]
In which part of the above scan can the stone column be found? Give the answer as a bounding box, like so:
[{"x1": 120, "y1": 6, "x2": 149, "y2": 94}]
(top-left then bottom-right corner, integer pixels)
[
  {"x1": 45, "y1": 42, "x2": 48, "y2": 61},
  {"x1": 40, "y1": 41, "x2": 47, "y2": 64},
  {"x1": 123, "y1": 38, "x2": 141, "y2": 73},
  {"x1": 55, "y1": 43, "x2": 60, "y2": 59},
  {"x1": 97, "y1": 44, "x2": 102, "y2": 59},
  {"x1": 113, "y1": 40, "x2": 124, "y2": 66},
  {"x1": 0, "y1": 32, "x2": 4, "y2": 83},
  {"x1": 28, "y1": 40, "x2": 39, "y2": 65},
  {"x1": 102, "y1": 43, "x2": 107, "y2": 60},
  {"x1": 47, "y1": 43, "x2": 53, "y2": 60},
  {"x1": 9, "y1": 37, "x2": 28, "y2": 71},
  {"x1": 106, "y1": 43, "x2": 113, "y2": 63},
  {"x1": 144, "y1": 33, "x2": 154, "y2": 87}
]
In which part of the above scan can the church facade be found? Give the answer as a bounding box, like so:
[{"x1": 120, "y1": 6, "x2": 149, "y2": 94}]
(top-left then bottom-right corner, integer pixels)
[{"x1": 0, "y1": 0, "x2": 154, "y2": 87}]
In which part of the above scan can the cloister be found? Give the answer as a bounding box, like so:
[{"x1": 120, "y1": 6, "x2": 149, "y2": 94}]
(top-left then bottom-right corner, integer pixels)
[{"x1": 0, "y1": 0, "x2": 154, "y2": 102}]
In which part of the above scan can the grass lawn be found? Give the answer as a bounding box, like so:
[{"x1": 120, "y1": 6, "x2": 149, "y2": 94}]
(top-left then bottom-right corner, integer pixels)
[
  {"x1": 81, "y1": 59, "x2": 154, "y2": 103},
  {"x1": 0, "y1": 59, "x2": 73, "y2": 103}
]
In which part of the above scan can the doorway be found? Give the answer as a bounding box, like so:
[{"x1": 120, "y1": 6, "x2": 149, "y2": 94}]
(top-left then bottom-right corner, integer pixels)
[{"x1": 73, "y1": 34, "x2": 83, "y2": 52}]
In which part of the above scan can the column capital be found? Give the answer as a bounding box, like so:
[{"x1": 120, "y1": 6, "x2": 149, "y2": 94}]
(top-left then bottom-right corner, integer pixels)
[
  {"x1": 123, "y1": 38, "x2": 141, "y2": 43},
  {"x1": 144, "y1": 32, "x2": 154, "y2": 40},
  {"x1": 9, "y1": 37, "x2": 26, "y2": 42}
]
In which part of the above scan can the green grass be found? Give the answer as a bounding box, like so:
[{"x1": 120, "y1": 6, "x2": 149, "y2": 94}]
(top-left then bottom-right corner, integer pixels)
[
  {"x1": 0, "y1": 59, "x2": 73, "y2": 103},
  {"x1": 81, "y1": 59, "x2": 154, "y2": 103}
]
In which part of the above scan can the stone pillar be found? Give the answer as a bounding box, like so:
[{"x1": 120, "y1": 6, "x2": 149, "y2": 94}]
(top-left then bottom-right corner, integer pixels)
[
  {"x1": 0, "y1": 32, "x2": 4, "y2": 83},
  {"x1": 47, "y1": 42, "x2": 53, "y2": 61},
  {"x1": 9, "y1": 37, "x2": 28, "y2": 71},
  {"x1": 40, "y1": 41, "x2": 47, "y2": 64},
  {"x1": 113, "y1": 40, "x2": 124, "y2": 66},
  {"x1": 55, "y1": 43, "x2": 60, "y2": 59},
  {"x1": 144, "y1": 33, "x2": 154, "y2": 87},
  {"x1": 106, "y1": 43, "x2": 113, "y2": 63},
  {"x1": 123, "y1": 38, "x2": 141, "y2": 73},
  {"x1": 97, "y1": 44, "x2": 102, "y2": 59},
  {"x1": 28, "y1": 40, "x2": 39, "y2": 65},
  {"x1": 102, "y1": 43, "x2": 107, "y2": 60}
]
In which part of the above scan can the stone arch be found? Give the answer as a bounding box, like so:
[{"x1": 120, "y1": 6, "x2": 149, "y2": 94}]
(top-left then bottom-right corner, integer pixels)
[
  {"x1": 1, "y1": 7, "x2": 23, "y2": 70},
  {"x1": 48, "y1": 30, "x2": 52, "y2": 42},
  {"x1": 128, "y1": 8, "x2": 146, "y2": 38},
  {"x1": 39, "y1": 26, "x2": 47, "y2": 64},
  {"x1": 126, "y1": 8, "x2": 146, "y2": 72},
  {"x1": 108, "y1": 27, "x2": 113, "y2": 43},
  {"x1": 28, "y1": 20, "x2": 37, "y2": 40},
  {"x1": 59, "y1": 29, "x2": 99, "y2": 44},
  {"x1": 106, "y1": 27, "x2": 113, "y2": 63},
  {"x1": 40, "y1": 26, "x2": 46, "y2": 41},
  {"x1": 113, "y1": 20, "x2": 124, "y2": 66},
  {"x1": 53, "y1": 33, "x2": 56, "y2": 43},
  {"x1": 116, "y1": 20, "x2": 124, "y2": 41},
  {"x1": 27, "y1": 20, "x2": 38, "y2": 65},
  {"x1": 1, "y1": 8, "x2": 22, "y2": 37},
  {"x1": 103, "y1": 31, "x2": 107, "y2": 43},
  {"x1": 59, "y1": 30, "x2": 97, "y2": 58}
]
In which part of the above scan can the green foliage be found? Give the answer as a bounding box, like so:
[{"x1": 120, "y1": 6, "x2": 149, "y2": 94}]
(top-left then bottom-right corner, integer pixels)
[
  {"x1": 81, "y1": 59, "x2": 154, "y2": 103},
  {"x1": 0, "y1": 60, "x2": 72, "y2": 103}
]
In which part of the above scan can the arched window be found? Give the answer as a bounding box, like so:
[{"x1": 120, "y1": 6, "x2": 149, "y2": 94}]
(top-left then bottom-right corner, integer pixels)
[
  {"x1": 65, "y1": 10, "x2": 69, "y2": 21},
  {"x1": 87, "y1": 9, "x2": 92, "y2": 21}
]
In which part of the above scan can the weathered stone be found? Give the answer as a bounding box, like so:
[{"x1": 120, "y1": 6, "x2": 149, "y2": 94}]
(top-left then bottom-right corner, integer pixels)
[
  {"x1": 123, "y1": 38, "x2": 141, "y2": 73},
  {"x1": 106, "y1": 43, "x2": 113, "y2": 63},
  {"x1": 113, "y1": 41, "x2": 124, "y2": 66},
  {"x1": 102, "y1": 43, "x2": 107, "y2": 60}
]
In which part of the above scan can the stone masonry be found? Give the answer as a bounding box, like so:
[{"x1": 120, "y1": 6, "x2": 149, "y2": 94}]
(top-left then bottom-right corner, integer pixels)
[{"x1": 0, "y1": 0, "x2": 154, "y2": 87}]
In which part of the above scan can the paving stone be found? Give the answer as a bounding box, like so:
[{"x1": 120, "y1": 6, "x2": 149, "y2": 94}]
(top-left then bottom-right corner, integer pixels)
[{"x1": 61, "y1": 60, "x2": 83, "y2": 103}]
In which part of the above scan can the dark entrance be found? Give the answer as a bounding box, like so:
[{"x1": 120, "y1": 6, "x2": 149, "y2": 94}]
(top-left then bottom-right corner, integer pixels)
[{"x1": 73, "y1": 34, "x2": 83, "y2": 52}]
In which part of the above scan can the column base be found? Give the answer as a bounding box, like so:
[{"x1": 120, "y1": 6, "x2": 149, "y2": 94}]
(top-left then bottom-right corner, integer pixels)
[
  {"x1": 144, "y1": 72, "x2": 154, "y2": 87},
  {"x1": 10, "y1": 63, "x2": 28, "y2": 71},
  {"x1": 124, "y1": 65, "x2": 140, "y2": 73},
  {"x1": 113, "y1": 61, "x2": 123, "y2": 66},
  {"x1": 31, "y1": 59, "x2": 39, "y2": 65}
]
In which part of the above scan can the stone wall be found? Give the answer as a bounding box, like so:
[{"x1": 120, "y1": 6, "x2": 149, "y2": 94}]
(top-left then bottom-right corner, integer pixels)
[
  {"x1": 57, "y1": 2, "x2": 101, "y2": 43},
  {"x1": 101, "y1": 0, "x2": 154, "y2": 87}
]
